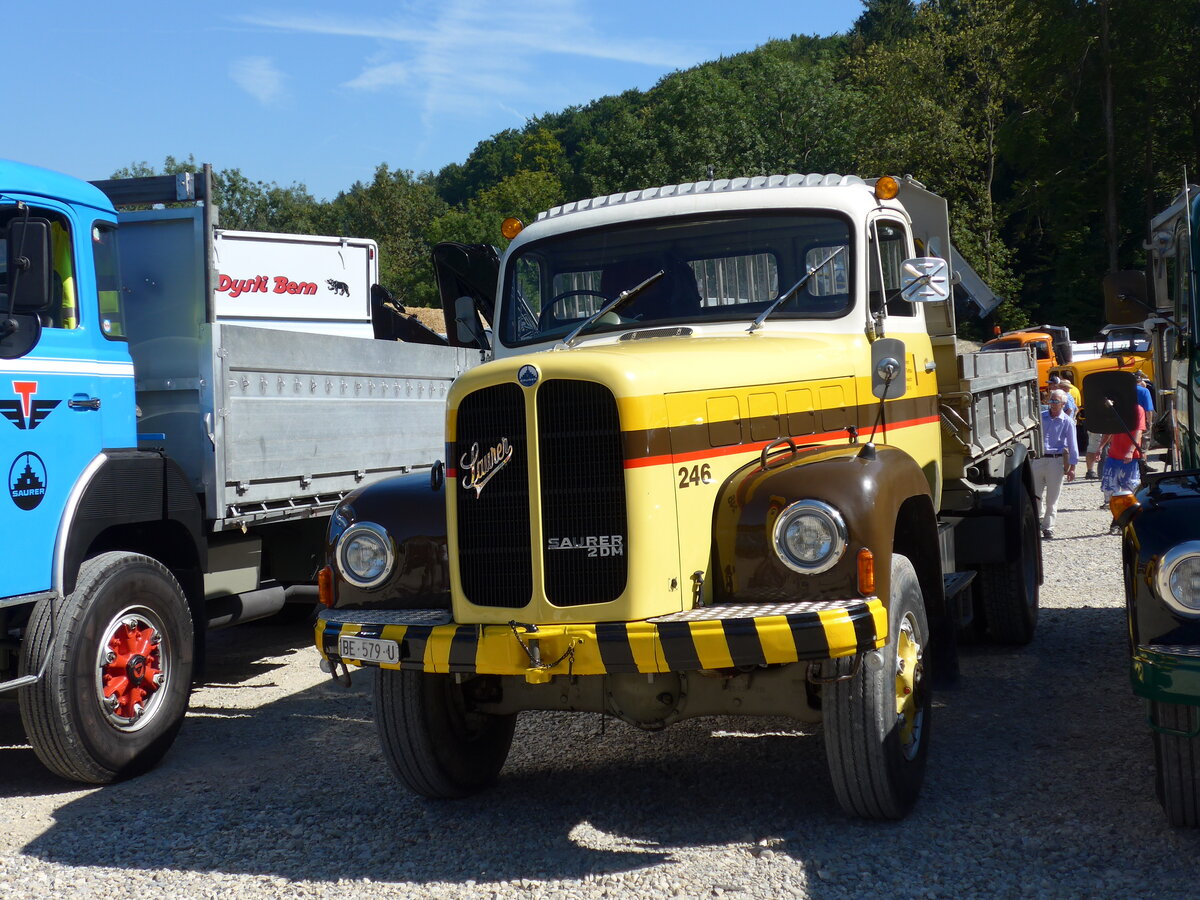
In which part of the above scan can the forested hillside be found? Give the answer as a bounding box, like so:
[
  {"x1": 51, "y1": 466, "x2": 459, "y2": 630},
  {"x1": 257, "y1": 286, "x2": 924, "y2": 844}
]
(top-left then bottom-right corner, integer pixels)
[{"x1": 121, "y1": 0, "x2": 1199, "y2": 337}]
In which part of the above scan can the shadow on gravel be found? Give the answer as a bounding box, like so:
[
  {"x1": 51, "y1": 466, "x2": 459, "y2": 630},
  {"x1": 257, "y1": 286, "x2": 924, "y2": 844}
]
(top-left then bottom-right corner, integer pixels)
[
  {"x1": 13, "y1": 604, "x2": 1200, "y2": 895},
  {"x1": 0, "y1": 612, "x2": 317, "y2": 801}
]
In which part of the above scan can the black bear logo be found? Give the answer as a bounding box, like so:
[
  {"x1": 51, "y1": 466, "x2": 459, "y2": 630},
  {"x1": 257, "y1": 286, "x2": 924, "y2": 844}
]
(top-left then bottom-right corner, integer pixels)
[{"x1": 327, "y1": 279, "x2": 350, "y2": 296}]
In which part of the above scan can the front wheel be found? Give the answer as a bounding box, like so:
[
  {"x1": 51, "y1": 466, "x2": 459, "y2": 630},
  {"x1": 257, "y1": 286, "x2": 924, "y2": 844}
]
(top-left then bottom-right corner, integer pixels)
[
  {"x1": 18, "y1": 551, "x2": 194, "y2": 783},
  {"x1": 1151, "y1": 701, "x2": 1200, "y2": 826},
  {"x1": 823, "y1": 553, "x2": 931, "y2": 820},
  {"x1": 374, "y1": 668, "x2": 516, "y2": 798}
]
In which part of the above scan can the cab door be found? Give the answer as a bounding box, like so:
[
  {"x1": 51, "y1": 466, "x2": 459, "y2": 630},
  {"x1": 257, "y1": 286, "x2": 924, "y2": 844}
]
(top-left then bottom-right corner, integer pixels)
[{"x1": 1, "y1": 204, "x2": 134, "y2": 597}]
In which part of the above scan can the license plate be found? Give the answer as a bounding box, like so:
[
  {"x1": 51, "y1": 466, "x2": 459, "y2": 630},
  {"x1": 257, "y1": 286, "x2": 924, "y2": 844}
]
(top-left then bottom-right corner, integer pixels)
[{"x1": 338, "y1": 635, "x2": 400, "y2": 665}]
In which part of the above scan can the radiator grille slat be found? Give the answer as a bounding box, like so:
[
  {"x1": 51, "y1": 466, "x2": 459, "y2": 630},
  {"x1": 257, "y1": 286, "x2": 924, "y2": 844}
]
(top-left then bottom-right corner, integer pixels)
[
  {"x1": 455, "y1": 384, "x2": 532, "y2": 607},
  {"x1": 538, "y1": 380, "x2": 628, "y2": 606}
]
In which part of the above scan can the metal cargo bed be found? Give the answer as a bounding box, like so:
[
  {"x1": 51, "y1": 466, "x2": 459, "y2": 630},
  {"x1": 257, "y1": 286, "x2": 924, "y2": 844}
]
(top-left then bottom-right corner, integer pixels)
[
  {"x1": 138, "y1": 323, "x2": 475, "y2": 529},
  {"x1": 939, "y1": 348, "x2": 1041, "y2": 480}
]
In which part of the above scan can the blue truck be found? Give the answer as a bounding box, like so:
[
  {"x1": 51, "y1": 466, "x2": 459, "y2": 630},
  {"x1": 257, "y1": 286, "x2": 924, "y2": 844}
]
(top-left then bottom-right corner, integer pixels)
[{"x1": 0, "y1": 160, "x2": 479, "y2": 782}]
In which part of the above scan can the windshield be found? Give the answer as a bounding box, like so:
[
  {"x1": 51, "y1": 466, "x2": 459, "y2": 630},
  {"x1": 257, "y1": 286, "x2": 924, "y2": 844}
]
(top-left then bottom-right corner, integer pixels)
[
  {"x1": 982, "y1": 338, "x2": 1022, "y2": 351},
  {"x1": 499, "y1": 212, "x2": 854, "y2": 346},
  {"x1": 1103, "y1": 330, "x2": 1151, "y2": 354}
]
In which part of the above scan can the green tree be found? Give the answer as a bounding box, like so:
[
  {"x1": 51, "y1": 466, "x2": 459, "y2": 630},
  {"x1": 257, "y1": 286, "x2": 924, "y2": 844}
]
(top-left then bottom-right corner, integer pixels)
[
  {"x1": 429, "y1": 170, "x2": 565, "y2": 249},
  {"x1": 110, "y1": 155, "x2": 319, "y2": 232},
  {"x1": 323, "y1": 165, "x2": 448, "y2": 307}
]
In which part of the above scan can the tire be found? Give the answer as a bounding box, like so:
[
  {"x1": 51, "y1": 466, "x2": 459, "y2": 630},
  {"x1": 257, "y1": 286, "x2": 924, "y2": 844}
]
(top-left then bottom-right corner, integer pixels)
[
  {"x1": 18, "y1": 551, "x2": 194, "y2": 783},
  {"x1": 978, "y1": 486, "x2": 1040, "y2": 645},
  {"x1": 823, "y1": 554, "x2": 930, "y2": 820},
  {"x1": 374, "y1": 668, "x2": 516, "y2": 798},
  {"x1": 1151, "y1": 701, "x2": 1200, "y2": 827}
]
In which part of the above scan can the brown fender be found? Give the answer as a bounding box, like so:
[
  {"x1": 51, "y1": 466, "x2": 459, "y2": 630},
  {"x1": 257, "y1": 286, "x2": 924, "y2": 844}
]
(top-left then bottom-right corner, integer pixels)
[{"x1": 711, "y1": 442, "x2": 941, "y2": 616}]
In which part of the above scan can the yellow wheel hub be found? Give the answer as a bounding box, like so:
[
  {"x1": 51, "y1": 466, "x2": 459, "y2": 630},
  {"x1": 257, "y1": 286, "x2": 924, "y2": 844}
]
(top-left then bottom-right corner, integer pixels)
[{"x1": 894, "y1": 614, "x2": 923, "y2": 757}]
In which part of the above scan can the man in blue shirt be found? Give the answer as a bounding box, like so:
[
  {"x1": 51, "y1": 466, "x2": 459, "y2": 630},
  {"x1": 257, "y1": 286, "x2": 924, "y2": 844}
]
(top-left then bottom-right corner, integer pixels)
[
  {"x1": 1035, "y1": 391, "x2": 1080, "y2": 539},
  {"x1": 1135, "y1": 371, "x2": 1155, "y2": 472}
]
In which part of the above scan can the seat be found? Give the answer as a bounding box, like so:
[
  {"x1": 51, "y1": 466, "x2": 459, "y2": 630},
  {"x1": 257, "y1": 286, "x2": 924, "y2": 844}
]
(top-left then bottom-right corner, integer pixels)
[{"x1": 600, "y1": 257, "x2": 700, "y2": 321}]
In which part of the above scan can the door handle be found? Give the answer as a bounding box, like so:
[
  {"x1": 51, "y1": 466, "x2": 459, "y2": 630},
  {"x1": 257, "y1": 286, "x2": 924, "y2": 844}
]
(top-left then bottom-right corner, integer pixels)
[{"x1": 68, "y1": 397, "x2": 102, "y2": 411}]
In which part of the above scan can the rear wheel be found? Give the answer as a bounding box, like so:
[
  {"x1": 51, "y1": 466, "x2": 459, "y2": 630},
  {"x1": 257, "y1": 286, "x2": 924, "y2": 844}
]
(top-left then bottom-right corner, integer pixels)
[
  {"x1": 978, "y1": 486, "x2": 1040, "y2": 644},
  {"x1": 18, "y1": 552, "x2": 193, "y2": 783},
  {"x1": 1151, "y1": 701, "x2": 1200, "y2": 827},
  {"x1": 375, "y1": 668, "x2": 516, "y2": 798},
  {"x1": 824, "y1": 554, "x2": 930, "y2": 819}
]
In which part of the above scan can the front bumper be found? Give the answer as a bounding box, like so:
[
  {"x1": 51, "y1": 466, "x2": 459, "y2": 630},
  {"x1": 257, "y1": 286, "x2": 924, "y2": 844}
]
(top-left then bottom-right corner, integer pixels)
[
  {"x1": 1132, "y1": 644, "x2": 1200, "y2": 708},
  {"x1": 316, "y1": 598, "x2": 886, "y2": 683}
]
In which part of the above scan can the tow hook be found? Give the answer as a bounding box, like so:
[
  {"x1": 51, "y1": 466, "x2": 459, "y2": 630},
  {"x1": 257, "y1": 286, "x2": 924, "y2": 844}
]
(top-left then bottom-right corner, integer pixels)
[
  {"x1": 509, "y1": 620, "x2": 581, "y2": 684},
  {"x1": 319, "y1": 657, "x2": 353, "y2": 688}
]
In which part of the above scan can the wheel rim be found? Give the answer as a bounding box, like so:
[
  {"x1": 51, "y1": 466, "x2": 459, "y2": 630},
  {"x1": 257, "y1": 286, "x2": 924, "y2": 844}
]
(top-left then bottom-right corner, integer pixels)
[
  {"x1": 894, "y1": 612, "x2": 925, "y2": 761},
  {"x1": 94, "y1": 605, "x2": 171, "y2": 732}
]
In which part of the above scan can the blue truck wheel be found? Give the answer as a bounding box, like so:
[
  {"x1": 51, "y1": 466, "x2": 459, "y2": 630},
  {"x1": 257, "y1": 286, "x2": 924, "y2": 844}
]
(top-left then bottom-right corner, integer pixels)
[{"x1": 17, "y1": 551, "x2": 194, "y2": 783}]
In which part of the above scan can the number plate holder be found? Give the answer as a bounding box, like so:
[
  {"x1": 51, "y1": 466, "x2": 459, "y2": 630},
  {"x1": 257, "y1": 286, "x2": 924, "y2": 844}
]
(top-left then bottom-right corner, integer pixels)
[{"x1": 338, "y1": 635, "x2": 400, "y2": 665}]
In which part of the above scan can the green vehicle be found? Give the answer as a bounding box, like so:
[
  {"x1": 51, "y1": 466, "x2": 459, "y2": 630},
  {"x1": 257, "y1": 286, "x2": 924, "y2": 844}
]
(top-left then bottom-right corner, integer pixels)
[{"x1": 1114, "y1": 181, "x2": 1200, "y2": 825}]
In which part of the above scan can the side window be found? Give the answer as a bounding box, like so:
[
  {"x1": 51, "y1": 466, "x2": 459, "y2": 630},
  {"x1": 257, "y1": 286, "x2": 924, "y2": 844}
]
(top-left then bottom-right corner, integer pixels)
[
  {"x1": 690, "y1": 253, "x2": 779, "y2": 306},
  {"x1": 799, "y1": 247, "x2": 844, "y2": 298},
  {"x1": 1033, "y1": 341, "x2": 1050, "y2": 360},
  {"x1": 869, "y1": 220, "x2": 914, "y2": 317},
  {"x1": 92, "y1": 222, "x2": 126, "y2": 340}
]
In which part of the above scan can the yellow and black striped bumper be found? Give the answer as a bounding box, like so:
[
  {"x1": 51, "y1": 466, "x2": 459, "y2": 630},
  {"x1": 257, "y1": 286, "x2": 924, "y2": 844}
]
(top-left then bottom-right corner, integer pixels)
[{"x1": 316, "y1": 598, "x2": 886, "y2": 682}]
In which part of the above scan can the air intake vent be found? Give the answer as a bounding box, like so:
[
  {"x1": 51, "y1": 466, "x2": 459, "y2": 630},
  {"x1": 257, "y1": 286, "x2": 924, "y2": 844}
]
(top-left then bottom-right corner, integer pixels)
[
  {"x1": 538, "y1": 380, "x2": 628, "y2": 606},
  {"x1": 455, "y1": 384, "x2": 532, "y2": 607}
]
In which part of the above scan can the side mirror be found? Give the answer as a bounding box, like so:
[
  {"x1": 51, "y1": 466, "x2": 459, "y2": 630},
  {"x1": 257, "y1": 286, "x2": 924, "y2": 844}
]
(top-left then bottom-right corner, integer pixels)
[
  {"x1": 0, "y1": 314, "x2": 44, "y2": 360},
  {"x1": 454, "y1": 295, "x2": 490, "y2": 351},
  {"x1": 5, "y1": 217, "x2": 53, "y2": 313},
  {"x1": 1102, "y1": 271, "x2": 1151, "y2": 325},
  {"x1": 870, "y1": 337, "x2": 908, "y2": 399},
  {"x1": 1081, "y1": 370, "x2": 1138, "y2": 435},
  {"x1": 899, "y1": 257, "x2": 950, "y2": 303}
]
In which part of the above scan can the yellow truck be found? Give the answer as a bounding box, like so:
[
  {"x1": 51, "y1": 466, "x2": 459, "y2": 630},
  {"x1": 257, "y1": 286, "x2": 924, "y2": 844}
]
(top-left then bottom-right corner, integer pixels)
[{"x1": 313, "y1": 173, "x2": 1043, "y2": 820}]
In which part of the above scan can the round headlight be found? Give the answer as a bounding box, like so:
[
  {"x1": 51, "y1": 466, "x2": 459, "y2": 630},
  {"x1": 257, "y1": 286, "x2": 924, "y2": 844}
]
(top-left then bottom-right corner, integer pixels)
[
  {"x1": 336, "y1": 522, "x2": 394, "y2": 589},
  {"x1": 773, "y1": 500, "x2": 848, "y2": 575},
  {"x1": 1154, "y1": 541, "x2": 1200, "y2": 615}
]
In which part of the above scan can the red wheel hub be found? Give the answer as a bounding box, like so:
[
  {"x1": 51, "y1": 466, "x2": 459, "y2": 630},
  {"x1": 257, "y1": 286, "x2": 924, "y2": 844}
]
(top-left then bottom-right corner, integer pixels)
[{"x1": 101, "y1": 620, "x2": 162, "y2": 719}]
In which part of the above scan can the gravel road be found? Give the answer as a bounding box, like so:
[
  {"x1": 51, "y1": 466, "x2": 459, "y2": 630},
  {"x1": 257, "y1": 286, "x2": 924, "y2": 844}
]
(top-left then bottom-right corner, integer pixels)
[{"x1": 3, "y1": 475, "x2": 1199, "y2": 899}]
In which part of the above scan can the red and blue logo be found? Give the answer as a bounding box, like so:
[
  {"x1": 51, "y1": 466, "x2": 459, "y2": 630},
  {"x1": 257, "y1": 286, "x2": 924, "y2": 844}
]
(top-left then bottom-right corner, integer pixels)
[{"x1": 1, "y1": 381, "x2": 60, "y2": 431}]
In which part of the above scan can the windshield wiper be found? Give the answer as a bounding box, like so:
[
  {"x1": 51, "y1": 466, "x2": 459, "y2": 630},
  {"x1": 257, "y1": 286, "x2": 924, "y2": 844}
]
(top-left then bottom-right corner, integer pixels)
[
  {"x1": 748, "y1": 245, "x2": 845, "y2": 333},
  {"x1": 558, "y1": 270, "x2": 665, "y2": 349}
]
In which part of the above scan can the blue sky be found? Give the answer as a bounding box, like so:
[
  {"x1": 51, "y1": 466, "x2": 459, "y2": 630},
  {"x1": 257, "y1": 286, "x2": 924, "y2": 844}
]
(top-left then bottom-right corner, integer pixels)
[{"x1": 14, "y1": 1, "x2": 864, "y2": 200}]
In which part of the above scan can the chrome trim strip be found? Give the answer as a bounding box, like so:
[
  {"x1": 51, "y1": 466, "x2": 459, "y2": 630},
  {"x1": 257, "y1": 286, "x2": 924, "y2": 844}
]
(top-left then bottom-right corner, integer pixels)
[
  {"x1": 53, "y1": 452, "x2": 109, "y2": 596},
  {"x1": 318, "y1": 608, "x2": 452, "y2": 627}
]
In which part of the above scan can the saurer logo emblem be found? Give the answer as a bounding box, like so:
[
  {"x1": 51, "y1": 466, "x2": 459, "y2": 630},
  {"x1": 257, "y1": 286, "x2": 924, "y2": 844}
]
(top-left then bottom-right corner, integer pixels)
[
  {"x1": 460, "y1": 438, "x2": 513, "y2": 499},
  {"x1": 1, "y1": 382, "x2": 61, "y2": 431}
]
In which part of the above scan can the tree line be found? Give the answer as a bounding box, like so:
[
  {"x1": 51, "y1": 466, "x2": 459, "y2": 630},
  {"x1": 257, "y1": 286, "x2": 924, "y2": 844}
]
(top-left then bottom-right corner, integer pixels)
[{"x1": 119, "y1": 0, "x2": 1199, "y2": 337}]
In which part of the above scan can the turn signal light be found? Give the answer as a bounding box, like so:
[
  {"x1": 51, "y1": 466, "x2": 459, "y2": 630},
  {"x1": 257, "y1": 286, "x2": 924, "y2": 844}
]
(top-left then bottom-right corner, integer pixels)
[
  {"x1": 501, "y1": 217, "x2": 524, "y2": 240},
  {"x1": 318, "y1": 565, "x2": 334, "y2": 607},
  {"x1": 857, "y1": 548, "x2": 876, "y2": 595},
  {"x1": 1110, "y1": 493, "x2": 1139, "y2": 521},
  {"x1": 874, "y1": 175, "x2": 899, "y2": 201}
]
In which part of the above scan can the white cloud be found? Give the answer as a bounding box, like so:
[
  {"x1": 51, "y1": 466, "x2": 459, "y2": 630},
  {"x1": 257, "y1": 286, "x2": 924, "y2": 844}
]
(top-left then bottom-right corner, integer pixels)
[
  {"x1": 230, "y1": 56, "x2": 287, "y2": 105},
  {"x1": 239, "y1": 1, "x2": 696, "y2": 130}
]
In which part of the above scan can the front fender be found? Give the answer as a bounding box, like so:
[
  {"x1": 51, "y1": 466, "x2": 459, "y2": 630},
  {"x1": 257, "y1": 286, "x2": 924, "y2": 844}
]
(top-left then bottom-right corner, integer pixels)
[
  {"x1": 1124, "y1": 471, "x2": 1200, "y2": 650},
  {"x1": 327, "y1": 468, "x2": 450, "y2": 611},
  {"x1": 712, "y1": 443, "x2": 933, "y2": 607}
]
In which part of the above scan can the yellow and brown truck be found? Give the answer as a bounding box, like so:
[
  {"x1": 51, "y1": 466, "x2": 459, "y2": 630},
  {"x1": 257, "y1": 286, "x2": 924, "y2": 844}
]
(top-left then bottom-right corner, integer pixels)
[{"x1": 313, "y1": 173, "x2": 1043, "y2": 820}]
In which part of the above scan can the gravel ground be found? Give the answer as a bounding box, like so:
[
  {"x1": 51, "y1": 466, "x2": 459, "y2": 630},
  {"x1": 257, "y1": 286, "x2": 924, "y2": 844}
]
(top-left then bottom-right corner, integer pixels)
[{"x1": 3, "y1": 474, "x2": 1199, "y2": 899}]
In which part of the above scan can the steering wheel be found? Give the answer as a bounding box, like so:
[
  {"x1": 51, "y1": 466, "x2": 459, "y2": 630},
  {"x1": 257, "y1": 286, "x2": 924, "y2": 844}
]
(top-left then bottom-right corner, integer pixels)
[{"x1": 538, "y1": 289, "x2": 610, "y2": 330}]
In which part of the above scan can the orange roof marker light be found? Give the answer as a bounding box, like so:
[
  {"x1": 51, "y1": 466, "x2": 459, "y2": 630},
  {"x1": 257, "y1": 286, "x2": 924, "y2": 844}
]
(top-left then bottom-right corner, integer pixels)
[
  {"x1": 501, "y1": 217, "x2": 525, "y2": 240},
  {"x1": 874, "y1": 175, "x2": 899, "y2": 201}
]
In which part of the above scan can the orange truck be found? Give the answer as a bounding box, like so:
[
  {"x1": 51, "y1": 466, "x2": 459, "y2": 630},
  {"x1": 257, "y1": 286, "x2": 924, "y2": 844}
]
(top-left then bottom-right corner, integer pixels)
[{"x1": 981, "y1": 325, "x2": 1072, "y2": 389}]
